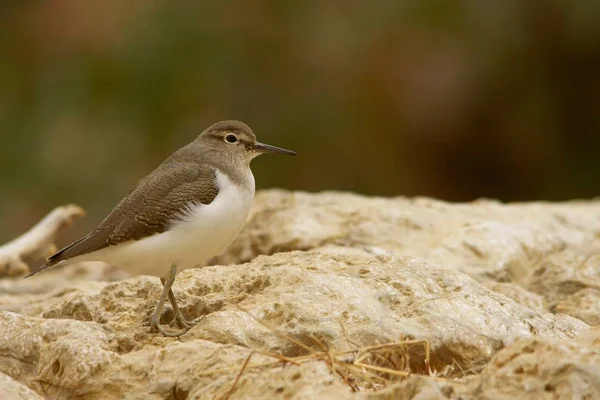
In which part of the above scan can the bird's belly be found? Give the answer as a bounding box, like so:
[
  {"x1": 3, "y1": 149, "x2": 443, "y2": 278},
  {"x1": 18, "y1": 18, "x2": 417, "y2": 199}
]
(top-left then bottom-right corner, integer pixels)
[{"x1": 90, "y1": 178, "x2": 253, "y2": 277}]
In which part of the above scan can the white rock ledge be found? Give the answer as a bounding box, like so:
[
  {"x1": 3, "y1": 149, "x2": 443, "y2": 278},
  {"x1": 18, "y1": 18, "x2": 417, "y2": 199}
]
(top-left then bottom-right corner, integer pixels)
[{"x1": 0, "y1": 190, "x2": 598, "y2": 399}]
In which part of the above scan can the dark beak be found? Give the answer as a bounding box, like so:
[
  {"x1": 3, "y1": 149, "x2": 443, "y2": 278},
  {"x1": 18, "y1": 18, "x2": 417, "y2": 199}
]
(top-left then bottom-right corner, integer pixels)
[{"x1": 254, "y1": 142, "x2": 297, "y2": 156}]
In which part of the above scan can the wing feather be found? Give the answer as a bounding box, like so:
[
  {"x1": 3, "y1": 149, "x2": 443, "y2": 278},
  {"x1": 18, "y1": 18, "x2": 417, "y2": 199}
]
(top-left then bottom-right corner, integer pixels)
[{"x1": 25, "y1": 160, "x2": 218, "y2": 277}]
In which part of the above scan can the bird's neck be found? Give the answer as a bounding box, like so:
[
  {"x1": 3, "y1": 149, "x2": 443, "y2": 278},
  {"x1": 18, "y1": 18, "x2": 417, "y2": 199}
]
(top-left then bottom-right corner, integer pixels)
[
  {"x1": 175, "y1": 143, "x2": 254, "y2": 193},
  {"x1": 217, "y1": 162, "x2": 255, "y2": 194}
]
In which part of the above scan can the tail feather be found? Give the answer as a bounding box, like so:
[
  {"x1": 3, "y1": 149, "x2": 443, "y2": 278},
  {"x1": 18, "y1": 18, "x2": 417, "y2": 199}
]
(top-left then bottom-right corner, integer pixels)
[
  {"x1": 24, "y1": 255, "x2": 64, "y2": 278},
  {"x1": 24, "y1": 262, "x2": 51, "y2": 278},
  {"x1": 23, "y1": 237, "x2": 86, "y2": 278}
]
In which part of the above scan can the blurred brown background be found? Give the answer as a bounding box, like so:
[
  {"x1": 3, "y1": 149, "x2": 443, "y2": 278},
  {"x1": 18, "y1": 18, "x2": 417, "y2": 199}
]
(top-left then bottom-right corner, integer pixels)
[{"x1": 1, "y1": 1, "x2": 599, "y2": 243}]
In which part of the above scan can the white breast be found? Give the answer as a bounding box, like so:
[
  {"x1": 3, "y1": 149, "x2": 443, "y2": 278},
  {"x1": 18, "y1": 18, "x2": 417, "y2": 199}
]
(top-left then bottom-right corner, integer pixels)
[{"x1": 77, "y1": 168, "x2": 255, "y2": 277}]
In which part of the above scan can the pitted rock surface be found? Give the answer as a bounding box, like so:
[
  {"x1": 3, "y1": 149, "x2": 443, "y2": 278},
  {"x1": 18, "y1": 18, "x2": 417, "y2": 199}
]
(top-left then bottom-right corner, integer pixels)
[{"x1": 1, "y1": 191, "x2": 599, "y2": 399}]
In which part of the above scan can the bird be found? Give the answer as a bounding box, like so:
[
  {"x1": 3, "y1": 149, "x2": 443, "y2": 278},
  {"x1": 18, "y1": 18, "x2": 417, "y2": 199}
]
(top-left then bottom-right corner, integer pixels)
[{"x1": 26, "y1": 120, "x2": 296, "y2": 336}]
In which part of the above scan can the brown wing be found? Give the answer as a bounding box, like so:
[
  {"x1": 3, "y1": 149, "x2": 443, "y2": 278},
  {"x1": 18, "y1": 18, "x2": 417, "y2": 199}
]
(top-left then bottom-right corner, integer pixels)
[{"x1": 26, "y1": 161, "x2": 218, "y2": 277}]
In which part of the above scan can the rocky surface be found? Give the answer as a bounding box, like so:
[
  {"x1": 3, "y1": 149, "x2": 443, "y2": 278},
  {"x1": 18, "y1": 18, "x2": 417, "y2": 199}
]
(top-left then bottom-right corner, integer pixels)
[
  {"x1": 0, "y1": 371, "x2": 43, "y2": 400},
  {"x1": 0, "y1": 190, "x2": 599, "y2": 399},
  {"x1": 461, "y1": 327, "x2": 600, "y2": 400}
]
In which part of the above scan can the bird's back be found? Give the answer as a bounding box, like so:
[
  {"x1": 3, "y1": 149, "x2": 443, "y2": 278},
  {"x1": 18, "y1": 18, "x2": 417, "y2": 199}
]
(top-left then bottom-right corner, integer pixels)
[
  {"x1": 68, "y1": 167, "x2": 254, "y2": 276},
  {"x1": 26, "y1": 147, "x2": 225, "y2": 277}
]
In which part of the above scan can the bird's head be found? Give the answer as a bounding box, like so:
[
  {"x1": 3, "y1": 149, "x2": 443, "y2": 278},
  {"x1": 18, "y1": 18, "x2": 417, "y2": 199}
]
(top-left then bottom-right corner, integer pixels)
[{"x1": 198, "y1": 120, "x2": 296, "y2": 166}]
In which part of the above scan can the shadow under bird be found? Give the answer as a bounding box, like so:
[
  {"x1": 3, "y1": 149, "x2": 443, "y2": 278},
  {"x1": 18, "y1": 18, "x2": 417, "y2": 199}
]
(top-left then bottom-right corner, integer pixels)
[{"x1": 26, "y1": 120, "x2": 296, "y2": 336}]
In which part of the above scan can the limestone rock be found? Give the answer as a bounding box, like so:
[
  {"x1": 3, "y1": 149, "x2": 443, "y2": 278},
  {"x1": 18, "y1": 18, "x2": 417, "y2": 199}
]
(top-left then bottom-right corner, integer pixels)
[
  {"x1": 0, "y1": 190, "x2": 599, "y2": 399},
  {"x1": 0, "y1": 372, "x2": 43, "y2": 400},
  {"x1": 213, "y1": 191, "x2": 600, "y2": 321},
  {"x1": 483, "y1": 282, "x2": 546, "y2": 312},
  {"x1": 0, "y1": 251, "x2": 591, "y2": 399},
  {"x1": 459, "y1": 327, "x2": 600, "y2": 399},
  {"x1": 553, "y1": 288, "x2": 600, "y2": 326},
  {"x1": 213, "y1": 192, "x2": 600, "y2": 278},
  {"x1": 527, "y1": 249, "x2": 600, "y2": 325},
  {"x1": 358, "y1": 376, "x2": 454, "y2": 400}
]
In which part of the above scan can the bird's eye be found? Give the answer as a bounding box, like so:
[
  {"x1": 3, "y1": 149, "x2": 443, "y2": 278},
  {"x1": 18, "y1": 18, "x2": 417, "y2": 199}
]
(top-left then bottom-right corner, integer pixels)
[{"x1": 225, "y1": 134, "x2": 238, "y2": 143}]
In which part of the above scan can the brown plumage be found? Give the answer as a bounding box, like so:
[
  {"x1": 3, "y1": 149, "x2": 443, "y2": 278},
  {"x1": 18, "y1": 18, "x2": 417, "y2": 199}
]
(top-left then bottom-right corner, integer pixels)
[
  {"x1": 25, "y1": 121, "x2": 259, "y2": 277},
  {"x1": 26, "y1": 162, "x2": 219, "y2": 277},
  {"x1": 24, "y1": 119, "x2": 296, "y2": 337}
]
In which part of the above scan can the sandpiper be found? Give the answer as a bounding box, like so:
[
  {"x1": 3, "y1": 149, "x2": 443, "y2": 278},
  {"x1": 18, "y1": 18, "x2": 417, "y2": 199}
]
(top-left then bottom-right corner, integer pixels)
[{"x1": 26, "y1": 120, "x2": 296, "y2": 336}]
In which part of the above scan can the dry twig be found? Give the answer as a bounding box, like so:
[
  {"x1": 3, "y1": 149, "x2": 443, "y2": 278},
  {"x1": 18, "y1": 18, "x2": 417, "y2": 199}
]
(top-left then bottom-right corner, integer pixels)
[
  {"x1": 220, "y1": 351, "x2": 254, "y2": 400},
  {"x1": 216, "y1": 305, "x2": 457, "y2": 394},
  {"x1": 0, "y1": 205, "x2": 84, "y2": 277}
]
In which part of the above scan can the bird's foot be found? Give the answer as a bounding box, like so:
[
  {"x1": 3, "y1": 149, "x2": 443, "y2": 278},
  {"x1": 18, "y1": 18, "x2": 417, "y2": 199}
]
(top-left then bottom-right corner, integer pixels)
[
  {"x1": 149, "y1": 312, "x2": 190, "y2": 337},
  {"x1": 143, "y1": 305, "x2": 173, "y2": 325},
  {"x1": 168, "y1": 287, "x2": 204, "y2": 330},
  {"x1": 174, "y1": 312, "x2": 204, "y2": 330}
]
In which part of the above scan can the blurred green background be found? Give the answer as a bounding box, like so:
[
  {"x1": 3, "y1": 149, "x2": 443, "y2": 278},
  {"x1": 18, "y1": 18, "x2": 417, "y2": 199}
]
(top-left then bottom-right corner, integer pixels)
[{"x1": 1, "y1": 1, "x2": 599, "y2": 243}]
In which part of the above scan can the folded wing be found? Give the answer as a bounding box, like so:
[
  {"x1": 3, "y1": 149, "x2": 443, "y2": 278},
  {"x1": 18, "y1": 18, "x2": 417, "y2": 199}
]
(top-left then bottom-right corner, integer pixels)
[{"x1": 26, "y1": 161, "x2": 218, "y2": 277}]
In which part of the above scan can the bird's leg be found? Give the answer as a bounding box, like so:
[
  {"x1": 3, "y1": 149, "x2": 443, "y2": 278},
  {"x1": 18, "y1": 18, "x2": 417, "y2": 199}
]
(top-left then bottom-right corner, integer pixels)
[
  {"x1": 150, "y1": 264, "x2": 187, "y2": 337},
  {"x1": 167, "y1": 287, "x2": 203, "y2": 329}
]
